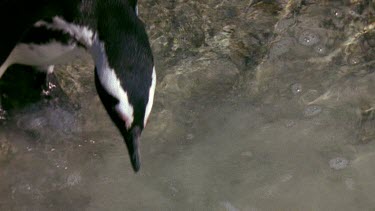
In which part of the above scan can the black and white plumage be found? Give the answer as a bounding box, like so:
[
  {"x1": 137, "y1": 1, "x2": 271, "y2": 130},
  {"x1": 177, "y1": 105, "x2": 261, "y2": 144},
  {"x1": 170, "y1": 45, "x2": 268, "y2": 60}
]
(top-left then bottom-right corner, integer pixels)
[{"x1": 0, "y1": 0, "x2": 156, "y2": 172}]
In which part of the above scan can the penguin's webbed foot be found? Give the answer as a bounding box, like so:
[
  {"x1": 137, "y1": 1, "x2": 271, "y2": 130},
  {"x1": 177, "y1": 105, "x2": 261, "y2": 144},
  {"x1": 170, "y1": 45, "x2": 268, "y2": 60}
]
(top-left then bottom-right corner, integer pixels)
[{"x1": 40, "y1": 65, "x2": 57, "y2": 98}]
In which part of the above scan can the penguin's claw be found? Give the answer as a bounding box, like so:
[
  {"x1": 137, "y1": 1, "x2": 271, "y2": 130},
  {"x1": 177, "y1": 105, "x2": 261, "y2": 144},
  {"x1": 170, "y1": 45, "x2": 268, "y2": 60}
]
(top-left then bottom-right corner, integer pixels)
[{"x1": 41, "y1": 73, "x2": 57, "y2": 98}]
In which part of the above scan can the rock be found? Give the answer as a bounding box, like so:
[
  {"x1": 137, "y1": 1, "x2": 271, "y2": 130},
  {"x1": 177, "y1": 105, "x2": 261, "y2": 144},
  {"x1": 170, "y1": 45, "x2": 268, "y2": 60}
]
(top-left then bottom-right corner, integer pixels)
[{"x1": 159, "y1": 52, "x2": 239, "y2": 101}]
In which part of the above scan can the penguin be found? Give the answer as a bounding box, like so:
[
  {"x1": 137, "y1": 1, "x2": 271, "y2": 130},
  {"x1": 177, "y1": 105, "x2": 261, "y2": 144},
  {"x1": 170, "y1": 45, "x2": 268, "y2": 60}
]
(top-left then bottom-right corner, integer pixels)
[{"x1": 0, "y1": 0, "x2": 156, "y2": 172}]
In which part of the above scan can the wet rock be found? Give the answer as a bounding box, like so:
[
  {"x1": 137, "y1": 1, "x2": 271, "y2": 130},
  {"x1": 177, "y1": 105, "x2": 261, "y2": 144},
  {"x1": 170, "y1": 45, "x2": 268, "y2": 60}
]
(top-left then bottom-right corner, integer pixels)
[
  {"x1": 54, "y1": 53, "x2": 95, "y2": 104},
  {"x1": 159, "y1": 52, "x2": 239, "y2": 100},
  {"x1": 269, "y1": 38, "x2": 295, "y2": 58},
  {"x1": 228, "y1": 2, "x2": 279, "y2": 70},
  {"x1": 0, "y1": 0, "x2": 374, "y2": 210},
  {"x1": 274, "y1": 18, "x2": 295, "y2": 34}
]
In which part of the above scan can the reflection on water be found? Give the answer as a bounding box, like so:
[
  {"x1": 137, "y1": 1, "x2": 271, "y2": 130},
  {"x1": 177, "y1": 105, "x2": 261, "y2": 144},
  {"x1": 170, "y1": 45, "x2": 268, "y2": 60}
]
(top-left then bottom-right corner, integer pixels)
[{"x1": 1, "y1": 1, "x2": 375, "y2": 210}]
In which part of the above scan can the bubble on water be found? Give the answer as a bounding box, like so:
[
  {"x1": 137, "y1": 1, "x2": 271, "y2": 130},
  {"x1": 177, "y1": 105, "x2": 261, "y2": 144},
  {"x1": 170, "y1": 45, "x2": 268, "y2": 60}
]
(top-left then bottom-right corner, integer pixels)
[
  {"x1": 331, "y1": 8, "x2": 343, "y2": 18},
  {"x1": 298, "y1": 30, "x2": 320, "y2": 47},
  {"x1": 314, "y1": 45, "x2": 327, "y2": 55},
  {"x1": 291, "y1": 83, "x2": 302, "y2": 95},
  {"x1": 329, "y1": 157, "x2": 349, "y2": 170},
  {"x1": 303, "y1": 105, "x2": 322, "y2": 117},
  {"x1": 348, "y1": 56, "x2": 361, "y2": 65}
]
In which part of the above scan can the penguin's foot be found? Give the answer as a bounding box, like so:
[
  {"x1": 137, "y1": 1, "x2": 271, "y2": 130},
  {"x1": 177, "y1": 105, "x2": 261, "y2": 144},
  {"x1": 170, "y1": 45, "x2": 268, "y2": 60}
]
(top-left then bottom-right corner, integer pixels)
[
  {"x1": 40, "y1": 65, "x2": 57, "y2": 98},
  {"x1": 41, "y1": 80, "x2": 57, "y2": 97}
]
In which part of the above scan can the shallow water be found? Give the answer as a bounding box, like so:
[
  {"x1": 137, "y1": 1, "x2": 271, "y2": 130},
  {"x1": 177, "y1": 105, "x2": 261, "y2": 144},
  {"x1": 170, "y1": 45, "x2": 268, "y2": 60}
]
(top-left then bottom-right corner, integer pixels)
[{"x1": 1, "y1": 0, "x2": 375, "y2": 210}]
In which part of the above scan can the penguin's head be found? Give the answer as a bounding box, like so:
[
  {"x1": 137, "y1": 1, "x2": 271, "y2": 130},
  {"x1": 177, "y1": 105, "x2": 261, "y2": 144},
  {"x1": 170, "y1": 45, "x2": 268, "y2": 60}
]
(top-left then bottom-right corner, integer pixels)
[
  {"x1": 92, "y1": 13, "x2": 155, "y2": 172},
  {"x1": 94, "y1": 60, "x2": 155, "y2": 173}
]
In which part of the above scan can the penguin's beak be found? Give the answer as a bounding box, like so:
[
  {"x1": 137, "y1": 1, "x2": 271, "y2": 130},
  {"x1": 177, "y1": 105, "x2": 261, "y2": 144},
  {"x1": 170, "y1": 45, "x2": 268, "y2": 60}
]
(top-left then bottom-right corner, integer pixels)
[{"x1": 124, "y1": 126, "x2": 142, "y2": 172}]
